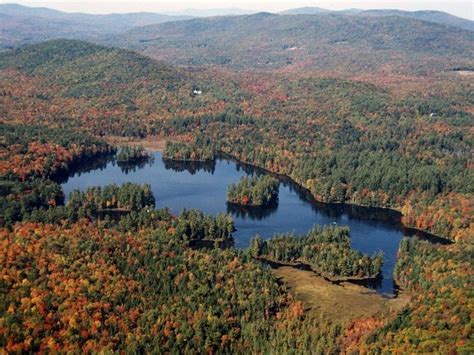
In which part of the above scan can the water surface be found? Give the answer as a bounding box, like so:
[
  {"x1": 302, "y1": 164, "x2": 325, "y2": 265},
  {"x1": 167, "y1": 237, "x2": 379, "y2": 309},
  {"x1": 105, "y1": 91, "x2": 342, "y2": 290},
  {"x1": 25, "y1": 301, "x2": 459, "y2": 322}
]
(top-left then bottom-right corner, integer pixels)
[{"x1": 61, "y1": 152, "x2": 433, "y2": 295}]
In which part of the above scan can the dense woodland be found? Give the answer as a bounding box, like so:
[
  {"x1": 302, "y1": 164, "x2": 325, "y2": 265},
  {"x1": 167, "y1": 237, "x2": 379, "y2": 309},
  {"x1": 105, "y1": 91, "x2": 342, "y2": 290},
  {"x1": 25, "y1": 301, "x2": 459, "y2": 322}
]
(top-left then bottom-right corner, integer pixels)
[
  {"x1": 1, "y1": 221, "x2": 321, "y2": 353},
  {"x1": 347, "y1": 238, "x2": 473, "y2": 353},
  {"x1": 68, "y1": 183, "x2": 154, "y2": 212},
  {"x1": 0, "y1": 13, "x2": 472, "y2": 352},
  {"x1": 251, "y1": 226, "x2": 383, "y2": 279},
  {"x1": 0, "y1": 123, "x2": 113, "y2": 181},
  {"x1": 0, "y1": 179, "x2": 63, "y2": 228},
  {"x1": 227, "y1": 175, "x2": 279, "y2": 207}
]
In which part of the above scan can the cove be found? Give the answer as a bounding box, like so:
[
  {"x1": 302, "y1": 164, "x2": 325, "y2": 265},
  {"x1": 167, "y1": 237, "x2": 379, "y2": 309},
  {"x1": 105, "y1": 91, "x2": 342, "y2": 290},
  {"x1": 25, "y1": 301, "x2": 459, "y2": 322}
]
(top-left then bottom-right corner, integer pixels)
[{"x1": 60, "y1": 152, "x2": 438, "y2": 295}]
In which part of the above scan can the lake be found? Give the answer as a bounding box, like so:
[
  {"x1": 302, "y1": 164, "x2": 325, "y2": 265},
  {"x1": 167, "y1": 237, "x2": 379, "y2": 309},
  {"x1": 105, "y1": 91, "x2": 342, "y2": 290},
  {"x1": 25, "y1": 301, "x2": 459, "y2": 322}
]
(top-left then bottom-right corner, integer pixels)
[{"x1": 61, "y1": 152, "x2": 437, "y2": 295}]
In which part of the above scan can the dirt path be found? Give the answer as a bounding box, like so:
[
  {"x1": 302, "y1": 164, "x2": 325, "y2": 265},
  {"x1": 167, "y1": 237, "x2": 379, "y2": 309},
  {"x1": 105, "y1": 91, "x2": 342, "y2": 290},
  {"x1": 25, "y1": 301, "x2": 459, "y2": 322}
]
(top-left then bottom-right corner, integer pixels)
[{"x1": 274, "y1": 266, "x2": 409, "y2": 323}]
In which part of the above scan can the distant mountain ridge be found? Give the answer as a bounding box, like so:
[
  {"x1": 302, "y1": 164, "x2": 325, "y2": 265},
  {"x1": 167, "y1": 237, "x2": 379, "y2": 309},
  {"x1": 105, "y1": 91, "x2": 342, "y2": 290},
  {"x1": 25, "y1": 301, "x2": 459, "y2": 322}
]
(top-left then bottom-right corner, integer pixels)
[
  {"x1": 161, "y1": 7, "x2": 256, "y2": 17},
  {"x1": 0, "y1": 3, "x2": 192, "y2": 23},
  {"x1": 0, "y1": 3, "x2": 191, "y2": 49},
  {"x1": 279, "y1": 7, "x2": 331, "y2": 15},
  {"x1": 1, "y1": 3, "x2": 473, "y2": 77},
  {"x1": 280, "y1": 7, "x2": 474, "y2": 31}
]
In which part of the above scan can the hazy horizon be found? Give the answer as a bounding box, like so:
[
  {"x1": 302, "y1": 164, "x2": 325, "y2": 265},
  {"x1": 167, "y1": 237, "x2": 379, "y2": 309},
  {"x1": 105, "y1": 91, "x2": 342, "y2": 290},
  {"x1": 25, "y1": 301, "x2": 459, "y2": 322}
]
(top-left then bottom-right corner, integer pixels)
[{"x1": 3, "y1": 1, "x2": 473, "y2": 20}]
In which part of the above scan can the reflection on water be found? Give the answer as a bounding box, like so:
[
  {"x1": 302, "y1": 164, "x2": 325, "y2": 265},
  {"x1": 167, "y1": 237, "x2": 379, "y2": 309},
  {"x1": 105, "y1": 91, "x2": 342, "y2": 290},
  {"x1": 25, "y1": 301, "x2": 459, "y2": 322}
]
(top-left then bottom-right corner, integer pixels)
[
  {"x1": 163, "y1": 158, "x2": 216, "y2": 175},
  {"x1": 55, "y1": 153, "x2": 157, "y2": 181},
  {"x1": 54, "y1": 153, "x2": 113, "y2": 184},
  {"x1": 226, "y1": 200, "x2": 279, "y2": 221},
  {"x1": 59, "y1": 151, "x2": 448, "y2": 295},
  {"x1": 117, "y1": 156, "x2": 155, "y2": 174}
]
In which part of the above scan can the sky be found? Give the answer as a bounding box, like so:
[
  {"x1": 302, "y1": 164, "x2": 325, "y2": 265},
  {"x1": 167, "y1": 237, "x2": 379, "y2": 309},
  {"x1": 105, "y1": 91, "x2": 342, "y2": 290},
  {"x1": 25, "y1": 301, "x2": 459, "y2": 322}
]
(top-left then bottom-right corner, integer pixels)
[{"x1": 4, "y1": 1, "x2": 473, "y2": 20}]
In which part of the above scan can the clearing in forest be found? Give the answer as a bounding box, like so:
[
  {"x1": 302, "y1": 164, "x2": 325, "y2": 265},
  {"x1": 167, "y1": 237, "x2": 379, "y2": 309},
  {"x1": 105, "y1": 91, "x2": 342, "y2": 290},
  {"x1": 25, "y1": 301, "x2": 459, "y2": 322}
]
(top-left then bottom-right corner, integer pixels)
[{"x1": 273, "y1": 266, "x2": 409, "y2": 323}]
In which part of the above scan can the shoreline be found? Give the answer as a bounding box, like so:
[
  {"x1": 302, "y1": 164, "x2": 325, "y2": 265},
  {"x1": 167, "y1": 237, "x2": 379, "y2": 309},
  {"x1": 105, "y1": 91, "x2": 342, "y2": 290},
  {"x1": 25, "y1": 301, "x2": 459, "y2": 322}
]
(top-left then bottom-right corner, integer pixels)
[
  {"x1": 259, "y1": 257, "x2": 381, "y2": 284},
  {"x1": 226, "y1": 200, "x2": 278, "y2": 208},
  {"x1": 217, "y1": 151, "x2": 451, "y2": 244},
  {"x1": 162, "y1": 156, "x2": 215, "y2": 163},
  {"x1": 101, "y1": 136, "x2": 451, "y2": 243}
]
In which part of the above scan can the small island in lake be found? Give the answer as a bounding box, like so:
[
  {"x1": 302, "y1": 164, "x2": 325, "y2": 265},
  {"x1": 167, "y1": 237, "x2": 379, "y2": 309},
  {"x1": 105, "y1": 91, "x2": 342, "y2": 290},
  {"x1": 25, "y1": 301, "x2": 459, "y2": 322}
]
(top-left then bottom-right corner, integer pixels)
[
  {"x1": 163, "y1": 141, "x2": 215, "y2": 162},
  {"x1": 227, "y1": 175, "x2": 279, "y2": 207}
]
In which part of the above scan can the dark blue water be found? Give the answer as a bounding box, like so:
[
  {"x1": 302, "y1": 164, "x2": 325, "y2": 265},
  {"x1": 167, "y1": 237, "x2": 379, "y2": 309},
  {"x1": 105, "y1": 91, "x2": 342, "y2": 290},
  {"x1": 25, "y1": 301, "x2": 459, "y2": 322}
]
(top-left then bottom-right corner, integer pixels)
[{"x1": 61, "y1": 152, "x2": 429, "y2": 295}]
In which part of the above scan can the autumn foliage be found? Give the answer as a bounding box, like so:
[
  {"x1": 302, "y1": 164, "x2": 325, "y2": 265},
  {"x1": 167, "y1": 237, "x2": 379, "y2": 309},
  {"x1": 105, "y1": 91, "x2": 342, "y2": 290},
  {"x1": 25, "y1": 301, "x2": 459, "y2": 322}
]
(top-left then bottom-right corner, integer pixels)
[
  {"x1": 0, "y1": 38, "x2": 472, "y2": 353},
  {"x1": 0, "y1": 220, "x2": 340, "y2": 353}
]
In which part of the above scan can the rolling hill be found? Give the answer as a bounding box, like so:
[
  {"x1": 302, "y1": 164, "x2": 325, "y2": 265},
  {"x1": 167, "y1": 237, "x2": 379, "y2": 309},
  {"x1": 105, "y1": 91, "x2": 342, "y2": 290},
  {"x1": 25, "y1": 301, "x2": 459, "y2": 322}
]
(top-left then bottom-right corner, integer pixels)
[
  {"x1": 0, "y1": 39, "x2": 241, "y2": 136},
  {"x1": 109, "y1": 13, "x2": 474, "y2": 74},
  {"x1": 359, "y1": 9, "x2": 474, "y2": 31},
  {"x1": 161, "y1": 7, "x2": 256, "y2": 17}
]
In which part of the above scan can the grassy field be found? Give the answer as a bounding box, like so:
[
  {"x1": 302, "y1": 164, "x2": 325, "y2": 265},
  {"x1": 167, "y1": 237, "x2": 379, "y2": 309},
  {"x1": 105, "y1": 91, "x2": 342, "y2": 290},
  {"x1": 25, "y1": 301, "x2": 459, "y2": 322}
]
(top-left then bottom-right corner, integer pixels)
[{"x1": 273, "y1": 266, "x2": 409, "y2": 323}]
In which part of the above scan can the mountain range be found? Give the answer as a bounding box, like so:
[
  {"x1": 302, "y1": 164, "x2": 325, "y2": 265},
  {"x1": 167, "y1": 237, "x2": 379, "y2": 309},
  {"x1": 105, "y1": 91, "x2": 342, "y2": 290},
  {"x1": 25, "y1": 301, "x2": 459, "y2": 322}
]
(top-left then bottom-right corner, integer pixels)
[
  {"x1": 0, "y1": 3, "x2": 472, "y2": 51},
  {"x1": 108, "y1": 12, "x2": 473, "y2": 74}
]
